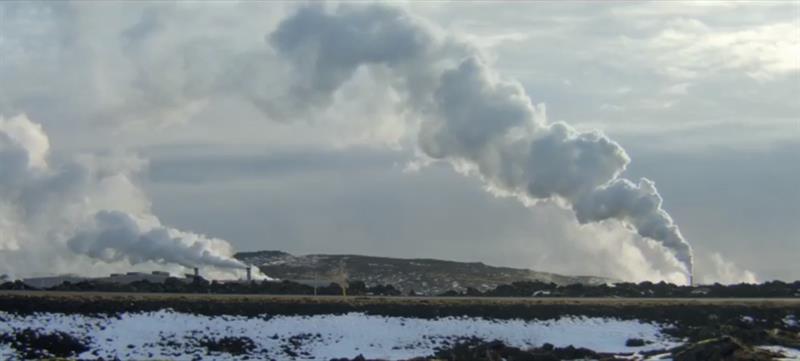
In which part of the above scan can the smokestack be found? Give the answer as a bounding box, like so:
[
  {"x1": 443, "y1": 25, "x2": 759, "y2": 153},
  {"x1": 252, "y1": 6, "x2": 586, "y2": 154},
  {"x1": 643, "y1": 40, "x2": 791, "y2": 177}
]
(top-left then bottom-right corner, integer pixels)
[
  {"x1": 193, "y1": 267, "x2": 199, "y2": 279},
  {"x1": 246, "y1": 266, "x2": 252, "y2": 281}
]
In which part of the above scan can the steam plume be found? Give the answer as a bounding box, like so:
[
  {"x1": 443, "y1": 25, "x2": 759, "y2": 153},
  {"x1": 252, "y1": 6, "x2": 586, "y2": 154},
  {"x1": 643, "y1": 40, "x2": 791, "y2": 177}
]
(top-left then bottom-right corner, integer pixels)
[
  {"x1": 1, "y1": 3, "x2": 696, "y2": 281},
  {"x1": 0, "y1": 114, "x2": 248, "y2": 276},
  {"x1": 269, "y1": 5, "x2": 694, "y2": 279},
  {"x1": 67, "y1": 210, "x2": 247, "y2": 270}
]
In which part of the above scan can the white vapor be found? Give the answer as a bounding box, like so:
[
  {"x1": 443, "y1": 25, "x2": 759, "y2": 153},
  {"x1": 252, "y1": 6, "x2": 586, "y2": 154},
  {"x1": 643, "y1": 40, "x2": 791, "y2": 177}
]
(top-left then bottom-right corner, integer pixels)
[
  {"x1": 699, "y1": 252, "x2": 758, "y2": 285},
  {"x1": 4, "y1": 2, "x2": 760, "y2": 284},
  {"x1": 67, "y1": 211, "x2": 246, "y2": 270},
  {"x1": 0, "y1": 114, "x2": 252, "y2": 278},
  {"x1": 267, "y1": 5, "x2": 694, "y2": 282}
]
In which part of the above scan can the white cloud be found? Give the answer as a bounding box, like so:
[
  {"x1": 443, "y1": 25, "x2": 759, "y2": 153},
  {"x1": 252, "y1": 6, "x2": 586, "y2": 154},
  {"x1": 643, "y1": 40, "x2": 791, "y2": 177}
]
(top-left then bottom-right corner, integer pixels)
[{"x1": 645, "y1": 21, "x2": 800, "y2": 81}]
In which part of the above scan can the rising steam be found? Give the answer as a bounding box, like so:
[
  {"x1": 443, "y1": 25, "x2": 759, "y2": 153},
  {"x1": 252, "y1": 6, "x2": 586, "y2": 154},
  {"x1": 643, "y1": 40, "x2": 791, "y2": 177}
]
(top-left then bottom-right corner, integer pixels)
[
  {"x1": 0, "y1": 114, "x2": 248, "y2": 277},
  {"x1": 0, "y1": 3, "x2": 696, "y2": 282},
  {"x1": 268, "y1": 5, "x2": 694, "y2": 279},
  {"x1": 67, "y1": 210, "x2": 247, "y2": 270}
]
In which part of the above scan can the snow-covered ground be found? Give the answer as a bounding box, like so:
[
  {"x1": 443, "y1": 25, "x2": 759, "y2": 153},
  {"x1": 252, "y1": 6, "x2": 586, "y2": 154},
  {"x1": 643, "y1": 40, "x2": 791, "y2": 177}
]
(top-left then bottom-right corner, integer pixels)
[
  {"x1": 0, "y1": 310, "x2": 681, "y2": 360},
  {"x1": 785, "y1": 314, "x2": 798, "y2": 327},
  {"x1": 759, "y1": 346, "x2": 800, "y2": 360}
]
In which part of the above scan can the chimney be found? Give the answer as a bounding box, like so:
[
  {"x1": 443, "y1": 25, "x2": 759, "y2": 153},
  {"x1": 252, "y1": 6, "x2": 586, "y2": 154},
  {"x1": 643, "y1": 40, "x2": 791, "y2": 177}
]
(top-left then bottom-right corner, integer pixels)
[
  {"x1": 246, "y1": 266, "x2": 252, "y2": 282},
  {"x1": 193, "y1": 267, "x2": 199, "y2": 279}
]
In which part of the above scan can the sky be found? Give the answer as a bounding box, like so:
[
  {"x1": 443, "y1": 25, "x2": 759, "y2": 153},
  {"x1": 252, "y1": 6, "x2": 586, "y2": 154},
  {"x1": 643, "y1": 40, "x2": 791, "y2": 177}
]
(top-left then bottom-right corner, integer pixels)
[{"x1": 0, "y1": 1, "x2": 798, "y2": 283}]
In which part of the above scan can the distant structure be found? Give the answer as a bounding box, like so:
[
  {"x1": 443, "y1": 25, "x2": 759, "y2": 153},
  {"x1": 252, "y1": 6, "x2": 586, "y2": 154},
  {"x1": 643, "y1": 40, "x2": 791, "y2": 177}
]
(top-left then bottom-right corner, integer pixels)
[
  {"x1": 291, "y1": 278, "x2": 335, "y2": 290},
  {"x1": 22, "y1": 275, "x2": 87, "y2": 289},
  {"x1": 104, "y1": 271, "x2": 176, "y2": 285},
  {"x1": 22, "y1": 270, "x2": 196, "y2": 289},
  {"x1": 19, "y1": 266, "x2": 268, "y2": 289}
]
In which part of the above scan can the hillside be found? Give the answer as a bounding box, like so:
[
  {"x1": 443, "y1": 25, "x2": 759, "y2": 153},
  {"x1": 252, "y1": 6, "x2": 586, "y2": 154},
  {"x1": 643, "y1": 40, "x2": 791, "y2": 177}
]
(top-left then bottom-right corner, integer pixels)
[{"x1": 234, "y1": 251, "x2": 613, "y2": 295}]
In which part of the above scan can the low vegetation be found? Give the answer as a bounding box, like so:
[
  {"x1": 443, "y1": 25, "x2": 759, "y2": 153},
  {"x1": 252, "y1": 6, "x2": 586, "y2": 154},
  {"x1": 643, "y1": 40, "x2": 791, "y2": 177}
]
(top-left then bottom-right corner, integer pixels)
[
  {"x1": 1, "y1": 278, "x2": 402, "y2": 296},
  {"x1": 4, "y1": 278, "x2": 796, "y2": 299},
  {"x1": 442, "y1": 280, "x2": 800, "y2": 298}
]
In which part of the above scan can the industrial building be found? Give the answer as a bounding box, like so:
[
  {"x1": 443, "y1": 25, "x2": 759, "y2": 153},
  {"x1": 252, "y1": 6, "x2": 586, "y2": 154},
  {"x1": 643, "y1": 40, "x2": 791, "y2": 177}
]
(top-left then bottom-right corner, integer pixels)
[{"x1": 19, "y1": 265, "x2": 256, "y2": 289}]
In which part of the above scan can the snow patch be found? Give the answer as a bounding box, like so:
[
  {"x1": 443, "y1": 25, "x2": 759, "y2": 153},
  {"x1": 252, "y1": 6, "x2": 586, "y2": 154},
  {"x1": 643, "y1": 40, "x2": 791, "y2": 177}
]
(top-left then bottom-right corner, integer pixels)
[
  {"x1": 784, "y1": 314, "x2": 798, "y2": 327},
  {"x1": 759, "y1": 345, "x2": 800, "y2": 360},
  {"x1": 0, "y1": 310, "x2": 680, "y2": 360}
]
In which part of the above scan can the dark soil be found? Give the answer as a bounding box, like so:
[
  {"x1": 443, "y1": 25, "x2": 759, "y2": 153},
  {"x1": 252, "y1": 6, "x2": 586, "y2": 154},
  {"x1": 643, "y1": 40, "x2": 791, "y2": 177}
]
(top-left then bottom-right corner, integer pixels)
[
  {"x1": 415, "y1": 336, "x2": 797, "y2": 361},
  {"x1": 0, "y1": 292, "x2": 796, "y2": 326},
  {"x1": 0, "y1": 328, "x2": 89, "y2": 359},
  {"x1": 625, "y1": 337, "x2": 650, "y2": 347},
  {"x1": 197, "y1": 336, "x2": 256, "y2": 355},
  {"x1": 430, "y1": 338, "x2": 615, "y2": 361},
  {"x1": 672, "y1": 336, "x2": 780, "y2": 361}
]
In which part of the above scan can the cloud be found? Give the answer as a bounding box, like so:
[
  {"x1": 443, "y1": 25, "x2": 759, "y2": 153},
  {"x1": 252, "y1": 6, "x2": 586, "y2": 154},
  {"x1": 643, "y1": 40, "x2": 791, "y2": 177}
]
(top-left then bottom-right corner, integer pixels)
[{"x1": 646, "y1": 20, "x2": 799, "y2": 81}]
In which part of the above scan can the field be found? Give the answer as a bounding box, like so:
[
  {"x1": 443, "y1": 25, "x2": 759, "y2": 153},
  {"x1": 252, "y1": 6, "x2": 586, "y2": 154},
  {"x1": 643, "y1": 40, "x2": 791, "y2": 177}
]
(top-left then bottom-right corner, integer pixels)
[
  {"x1": 1, "y1": 291, "x2": 799, "y2": 360},
  {"x1": 1, "y1": 291, "x2": 797, "y2": 319}
]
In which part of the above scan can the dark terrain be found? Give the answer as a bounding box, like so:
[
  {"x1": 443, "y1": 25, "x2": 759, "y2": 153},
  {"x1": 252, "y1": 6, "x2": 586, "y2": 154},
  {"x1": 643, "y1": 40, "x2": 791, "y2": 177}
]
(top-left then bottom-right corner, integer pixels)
[
  {"x1": 235, "y1": 250, "x2": 612, "y2": 295},
  {"x1": 5, "y1": 275, "x2": 798, "y2": 299}
]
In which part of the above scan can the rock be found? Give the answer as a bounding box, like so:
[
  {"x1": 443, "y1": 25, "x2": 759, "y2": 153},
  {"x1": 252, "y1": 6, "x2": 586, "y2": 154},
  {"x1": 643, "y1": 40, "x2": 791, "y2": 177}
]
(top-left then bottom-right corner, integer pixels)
[
  {"x1": 673, "y1": 336, "x2": 776, "y2": 361},
  {"x1": 625, "y1": 338, "x2": 649, "y2": 347},
  {"x1": 0, "y1": 328, "x2": 89, "y2": 359},
  {"x1": 431, "y1": 338, "x2": 603, "y2": 361},
  {"x1": 197, "y1": 336, "x2": 256, "y2": 356},
  {"x1": 329, "y1": 355, "x2": 383, "y2": 361}
]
